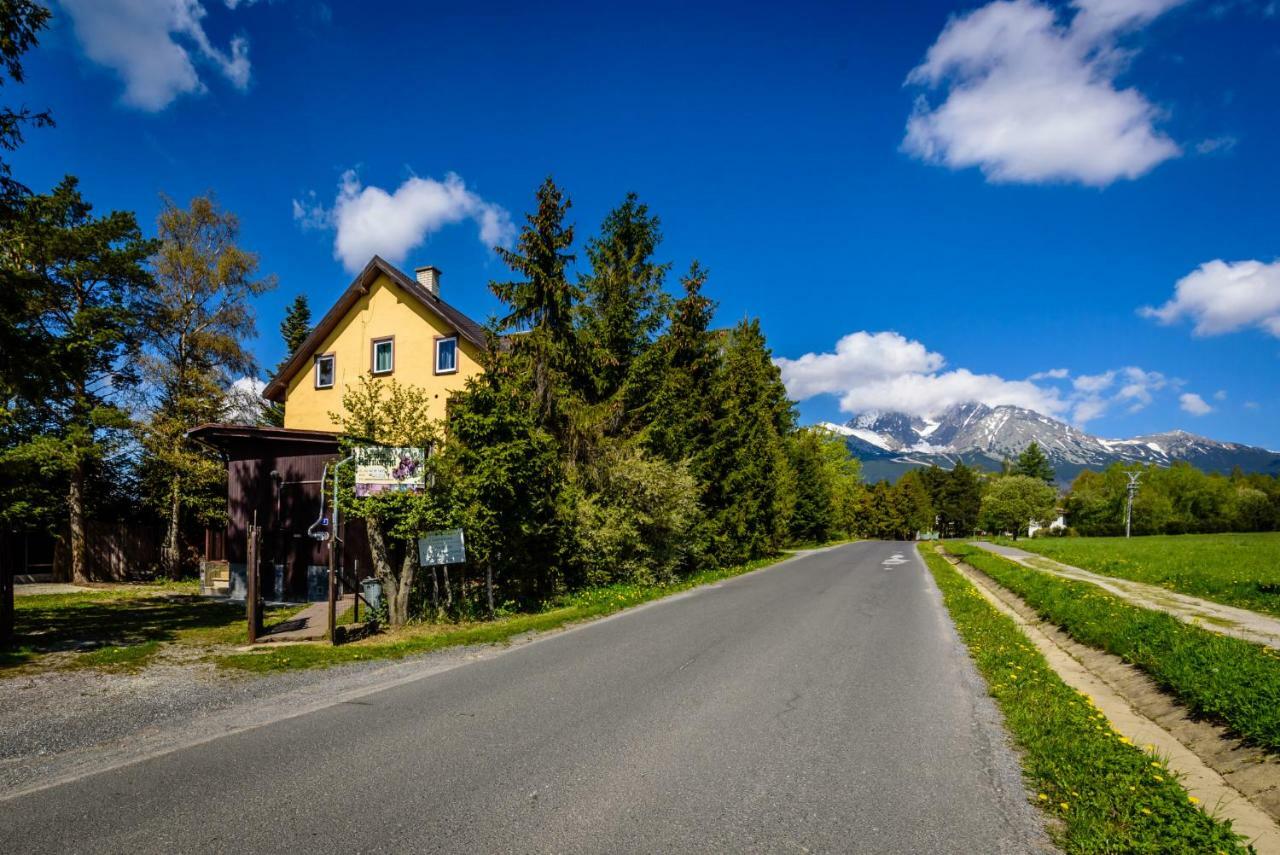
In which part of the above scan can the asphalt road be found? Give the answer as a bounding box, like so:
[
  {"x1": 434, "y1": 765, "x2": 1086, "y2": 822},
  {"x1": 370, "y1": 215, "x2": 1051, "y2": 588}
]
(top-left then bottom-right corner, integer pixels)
[{"x1": 1, "y1": 541, "x2": 1049, "y2": 854}]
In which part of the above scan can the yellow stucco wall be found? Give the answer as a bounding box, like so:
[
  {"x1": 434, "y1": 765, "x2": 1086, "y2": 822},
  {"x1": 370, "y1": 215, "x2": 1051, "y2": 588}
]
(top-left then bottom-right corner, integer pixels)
[{"x1": 282, "y1": 272, "x2": 484, "y2": 431}]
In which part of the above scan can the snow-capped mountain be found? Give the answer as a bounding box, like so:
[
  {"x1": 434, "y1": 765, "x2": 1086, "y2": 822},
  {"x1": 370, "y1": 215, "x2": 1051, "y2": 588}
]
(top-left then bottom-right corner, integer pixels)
[{"x1": 820, "y1": 403, "x2": 1280, "y2": 484}]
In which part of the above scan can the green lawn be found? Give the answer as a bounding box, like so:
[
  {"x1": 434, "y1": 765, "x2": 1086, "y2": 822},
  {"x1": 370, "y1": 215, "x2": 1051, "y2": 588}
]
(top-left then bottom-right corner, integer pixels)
[
  {"x1": 2, "y1": 583, "x2": 305, "y2": 673},
  {"x1": 999, "y1": 533, "x2": 1280, "y2": 618},
  {"x1": 919, "y1": 545, "x2": 1248, "y2": 853},
  {"x1": 943, "y1": 542, "x2": 1280, "y2": 753}
]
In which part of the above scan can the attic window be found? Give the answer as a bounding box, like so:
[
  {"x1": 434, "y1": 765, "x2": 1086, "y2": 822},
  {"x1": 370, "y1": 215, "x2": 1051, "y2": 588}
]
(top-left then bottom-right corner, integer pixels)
[
  {"x1": 371, "y1": 337, "x2": 394, "y2": 375},
  {"x1": 435, "y1": 336, "x2": 457, "y2": 374},
  {"x1": 314, "y1": 353, "x2": 335, "y2": 389}
]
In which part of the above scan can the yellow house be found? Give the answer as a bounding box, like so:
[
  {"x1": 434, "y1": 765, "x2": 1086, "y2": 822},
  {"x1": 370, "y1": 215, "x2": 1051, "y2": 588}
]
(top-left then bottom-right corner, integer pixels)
[{"x1": 262, "y1": 256, "x2": 488, "y2": 431}]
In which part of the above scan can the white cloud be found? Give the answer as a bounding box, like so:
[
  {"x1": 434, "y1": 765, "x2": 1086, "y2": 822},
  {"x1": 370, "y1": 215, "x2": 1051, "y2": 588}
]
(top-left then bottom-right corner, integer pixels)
[
  {"x1": 1179, "y1": 392, "x2": 1213, "y2": 416},
  {"x1": 297, "y1": 170, "x2": 515, "y2": 274},
  {"x1": 904, "y1": 0, "x2": 1183, "y2": 186},
  {"x1": 776, "y1": 331, "x2": 1174, "y2": 426},
  {"x1": 224, "y1": 375, "x2": 267, "y2": 424},
  {"x1": 1195, "y1": 135, "x2": 1238, "y2": 155},
  {"x1": 1214, "y1": 389, "x2": 1228, "y2": 401},
  {"x1": 773, "y1": 332, "x2": 1182, "y2": 427},
  {"x1": 61, "y1": 0, "x2": 252, "y2": 111},
  {"x1": 1141, "y1": 259, "x2": 1280, "y2": 337},
  {"x1": 1073, "y1": 370, "x2": 1116, "y2": 393}
]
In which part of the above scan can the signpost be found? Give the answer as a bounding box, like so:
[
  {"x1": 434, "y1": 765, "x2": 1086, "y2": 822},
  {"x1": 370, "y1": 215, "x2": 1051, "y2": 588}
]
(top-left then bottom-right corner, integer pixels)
[
  {"x1": 355, "y1": 446, "x2": 426, "y2": 497},
  {"x1": 419, "y1": 528, "x2": 466, "y2": 567}
]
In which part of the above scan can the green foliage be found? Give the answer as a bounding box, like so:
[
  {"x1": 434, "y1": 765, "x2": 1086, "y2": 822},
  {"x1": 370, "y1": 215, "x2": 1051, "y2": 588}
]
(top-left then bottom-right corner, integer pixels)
[
  {"x1": 447, "y1": 367, "x2": 566, "y2": 609},
  {"x1": 138, "y1": 193, "x2": 274, "y2": 574},
  {"x1": 570, "y1": 443, "x2": 698, "y2": 586},
  {"x1": 490, "y1": 177, "x2": 581, "y2": 430},
  {"x1": 578, "y1": 192, "x2": 670, "y2": 402},
  {"x1": 920, "y1": 546, "x2": 1249, "y2": 853},
  {"x1": 1066, "y1": 461, "x2": 1280, "y2": 536},
  {"x1": 1011, "y1": 441, "x2": 1056, "y2": 484},
  {"x1": 920, "y1": 462, "x2": 982, "y2": 537},
  {"x1": 0, "y1": 177, "x2": 153, "y2": 547},
  {"x1": 945, "y1": 542, "x2": 1280, "y2": 753},
  {"x1": 1002, "y1": 531, "x2": 1280, "y2": 618},
  {"x1": 980, "y1": 474, "x2": 1058, "y2": 539},
  {"x1": 857, "y1": 472, "x2": 933, "y2": 540},
  {"x1": 698, "y1": 319, "x2": 796, "y2": 564}
]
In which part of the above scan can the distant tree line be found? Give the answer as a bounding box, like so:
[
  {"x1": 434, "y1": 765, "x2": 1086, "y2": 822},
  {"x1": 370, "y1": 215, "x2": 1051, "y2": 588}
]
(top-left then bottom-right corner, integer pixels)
[{"x1": 1065, "y1": 462, "x2": 1280, "y2": 536}]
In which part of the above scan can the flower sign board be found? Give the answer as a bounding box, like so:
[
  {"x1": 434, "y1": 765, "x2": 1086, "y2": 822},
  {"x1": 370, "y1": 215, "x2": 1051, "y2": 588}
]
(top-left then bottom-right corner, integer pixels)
[
  {"x1": 418, "y1": 528, "x2": 466, "y2": 566},
  {"x1": 354, "y1": 446, "x2": 426, "y2": 497}
]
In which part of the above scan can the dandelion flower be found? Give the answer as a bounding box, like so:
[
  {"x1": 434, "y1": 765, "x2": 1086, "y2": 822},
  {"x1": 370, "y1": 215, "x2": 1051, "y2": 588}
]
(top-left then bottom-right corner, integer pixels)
[
  {"x1": 1059, "y1": 802, "x2": 1069, "y2": 811},
  {"x1": 1038, "y1": 794, "x2": 1048, "y2": 801},
  {"x1": 1189, "y1": 796, "x2": 1200, "y2": 805}
]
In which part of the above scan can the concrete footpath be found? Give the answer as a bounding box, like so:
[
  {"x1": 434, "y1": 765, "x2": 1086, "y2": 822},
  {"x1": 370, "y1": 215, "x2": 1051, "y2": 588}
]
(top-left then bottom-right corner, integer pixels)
[{"x1": 972, "y1": 541, "x2": 1280, "y2": 651}]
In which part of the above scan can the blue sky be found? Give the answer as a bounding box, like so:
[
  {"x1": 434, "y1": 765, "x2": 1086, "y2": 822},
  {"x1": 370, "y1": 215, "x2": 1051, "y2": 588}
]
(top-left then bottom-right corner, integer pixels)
[{"x1": 15, "y1": 0, "x2": 1280, "y2": 446}]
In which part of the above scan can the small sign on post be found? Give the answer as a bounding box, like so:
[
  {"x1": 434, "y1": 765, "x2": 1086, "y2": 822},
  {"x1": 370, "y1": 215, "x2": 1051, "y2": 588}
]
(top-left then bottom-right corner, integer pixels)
[
  {"x1": 418, "y1": 528, "x2": 466, "y2": 566},
  {"x1": 355, "y1": 446, "x2": 426, "y2": 497}
]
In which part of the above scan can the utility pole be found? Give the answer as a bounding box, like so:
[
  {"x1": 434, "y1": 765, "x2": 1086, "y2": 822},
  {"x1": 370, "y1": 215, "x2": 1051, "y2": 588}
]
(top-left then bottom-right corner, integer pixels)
[{"x1": 1124, "y1": 471, "x2": 1140, "y2": 539}]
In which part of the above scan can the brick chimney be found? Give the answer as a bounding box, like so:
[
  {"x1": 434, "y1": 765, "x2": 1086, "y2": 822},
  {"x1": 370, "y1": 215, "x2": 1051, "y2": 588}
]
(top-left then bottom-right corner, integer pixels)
[{"x1": 415, "y1": 265, "x2": 441, "y2": 296}]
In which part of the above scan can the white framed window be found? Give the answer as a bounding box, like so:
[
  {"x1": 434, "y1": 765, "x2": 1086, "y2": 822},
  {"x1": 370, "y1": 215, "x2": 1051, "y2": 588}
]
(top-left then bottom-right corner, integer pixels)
[
  {"x1": 314, "y1": 353, "x2": 335, "y2": 389},
  {"x1": 435, "y1": 336, "x2": 458, "y2": 374},
  {"x1": 371, "y1": 337, "x2": 394, "y2": 375}
]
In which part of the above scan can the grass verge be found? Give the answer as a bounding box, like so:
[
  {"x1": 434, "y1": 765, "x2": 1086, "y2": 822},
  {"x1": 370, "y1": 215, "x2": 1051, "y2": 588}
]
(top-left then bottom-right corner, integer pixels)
[
  {"x1": 919, "y1": 545, "x2": 1249, "y2": 853},
  {"x1": 217, "y1": 553, "x2": 789, "y2": 674},
  {"x1": 943, "y1": 542, "x2": 1280, "y2": 753},
  {"x1": 997, "y1": 533, "x2": 1280, "y2": 618}
]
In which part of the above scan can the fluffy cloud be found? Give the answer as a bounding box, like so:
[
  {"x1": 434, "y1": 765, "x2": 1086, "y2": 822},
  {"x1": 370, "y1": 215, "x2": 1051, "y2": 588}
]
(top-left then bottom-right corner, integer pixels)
[
  {"x1": 777, "y1": 331, "x2": 1173, "y2": 427},
  {"x1": 1141, "y1": 259, "x2": 1280, "y2": 337},
  {"x1": 61, "y1": 0, "x2": 252, "y2": 111},
  {"x1": 904, "y1": 0, "x2": 1183, "y2": 185},
  {"x1": 296, "y1": 171, "x2": 515, "y2": 274},
  {"x1": 1179, "y1": 392, "x2": 1213, "y2": 416}
]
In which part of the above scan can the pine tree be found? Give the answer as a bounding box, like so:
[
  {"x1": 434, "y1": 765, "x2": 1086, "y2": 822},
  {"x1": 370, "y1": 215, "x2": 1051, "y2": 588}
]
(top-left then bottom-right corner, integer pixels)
[
  {"x1": 1012, "y1": 441, "x2": 1056, "y2": 484},
  {"x1": 3, "y1": 177, "x2": 154, "y2": 582},
  {"x1": 699, "y1": 319, "x2": 796, "y2": 563},
  {"x1": 490, "y1": 177, "x2": 580, "y2": 434},
  {"x1": 631, "y1": 261, "x2": 717, "y2": 462},
  {"x1": 787, "y1": 427, "x2": 834, "y2": 543},
  {"x1": 579, "y1": 193, "x2": 669, "y2": 403},
  {"x1": 261, "y1": 294, "x2": 312, "y2": 427}
]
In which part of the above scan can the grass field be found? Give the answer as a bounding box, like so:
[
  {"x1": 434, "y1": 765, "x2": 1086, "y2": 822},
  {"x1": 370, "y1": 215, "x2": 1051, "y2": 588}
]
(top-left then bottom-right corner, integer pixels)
[
  {"x1": 1000, "y1": 533, "x2": 1280, "y2": 618},
  {"x1": 918, "y1": 545, "x2": 1248, "y2": 853},
  {"x1": 943, "y1": 542, "x2": 1280, "y2": 753}
]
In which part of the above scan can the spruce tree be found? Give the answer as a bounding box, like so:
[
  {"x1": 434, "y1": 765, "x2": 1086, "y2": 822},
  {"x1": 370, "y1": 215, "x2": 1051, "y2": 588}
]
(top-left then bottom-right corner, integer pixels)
[
  {"x1": 1012, "y1": 441, "x2": 1056, "y2": 484},
  {"x1": 699, "y1": 319, "x2": 796, "y2": 563},
  {"x1": 579, "y1": 193, "x2": 669, "y2": 402},
  {"x1": 631, "y1": 261, "x2": 717, "y2": 462},
  {"x1": 490, "y1": 177, "x2": 580, "y2": 432}
]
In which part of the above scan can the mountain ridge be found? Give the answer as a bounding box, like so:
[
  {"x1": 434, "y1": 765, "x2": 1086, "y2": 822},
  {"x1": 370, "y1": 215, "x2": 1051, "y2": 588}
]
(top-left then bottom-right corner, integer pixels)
[{"x1": 820, "y1": 403, "x2": 1280, "y2": 485}]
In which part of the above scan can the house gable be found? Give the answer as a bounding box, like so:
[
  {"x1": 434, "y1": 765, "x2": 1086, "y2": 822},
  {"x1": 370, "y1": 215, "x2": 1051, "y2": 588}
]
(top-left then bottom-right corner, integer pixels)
[{"x1": 265, "y1": 257, "x2": 487, "y2": 431}]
